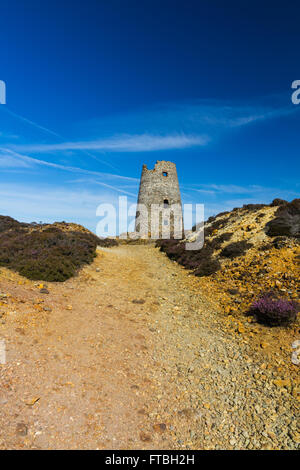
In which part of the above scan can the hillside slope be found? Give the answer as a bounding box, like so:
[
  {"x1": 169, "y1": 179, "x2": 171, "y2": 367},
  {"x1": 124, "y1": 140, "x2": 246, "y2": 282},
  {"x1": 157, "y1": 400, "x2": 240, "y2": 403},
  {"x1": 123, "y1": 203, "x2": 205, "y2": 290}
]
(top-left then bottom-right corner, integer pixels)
[
  {"x1": 157, "y1": 199, "x2": 300, "y2": 322},
  {"x1": 0, "y1": 216, "x2": 103, "y2": 281}
]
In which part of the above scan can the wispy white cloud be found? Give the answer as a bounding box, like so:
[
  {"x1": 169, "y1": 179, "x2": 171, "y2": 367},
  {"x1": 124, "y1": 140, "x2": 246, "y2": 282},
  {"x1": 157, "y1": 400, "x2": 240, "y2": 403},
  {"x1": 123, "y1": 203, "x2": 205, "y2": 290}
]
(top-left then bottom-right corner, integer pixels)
[
  {"x1": 0, "y1": 148, "x2": 138, "y2": 182},
  {"x1": 190, "y1": 184, "x2": 267, "y2": 194},
  {"x1": 0, "y1": 106, "x2": 119, "y2": 170},
  {"x1": 10, "y1": 133, "x2": 209, "y2": 154},
  {"x1": 66, "y1": 177, "x2": 137, "y2": 198},
  {"x1": 0, "y1": 152, "x2": 31, "y2": 168},
  {"x1": 90, "y1": 181, "x2": 137, "y2": 197},
  {"x1": 1, "y1": 107, "x2": 61, "y2": 138},
  {"x1": 77, "y1": 98, "x2": 299, "y2": 141},
  {"x1": 3, "y1": 98, "x2": 298, "y2": 161},
  {"x1": 189, "y1": 189, "x2": 216, "y2": 195},
  {"x1": 184, "y1": 182, "x2": 300, "y2": 199},
  {"x1": 194, "y1": 103, "x2": 297, "y2": 128}
]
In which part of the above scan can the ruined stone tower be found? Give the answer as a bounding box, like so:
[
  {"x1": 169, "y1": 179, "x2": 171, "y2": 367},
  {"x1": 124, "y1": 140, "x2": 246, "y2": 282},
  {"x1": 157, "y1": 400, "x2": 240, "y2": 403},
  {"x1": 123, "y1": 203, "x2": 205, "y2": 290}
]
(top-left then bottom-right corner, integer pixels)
[{"x1": 135, "y1": 160, "x2": 183, "y2": 238}]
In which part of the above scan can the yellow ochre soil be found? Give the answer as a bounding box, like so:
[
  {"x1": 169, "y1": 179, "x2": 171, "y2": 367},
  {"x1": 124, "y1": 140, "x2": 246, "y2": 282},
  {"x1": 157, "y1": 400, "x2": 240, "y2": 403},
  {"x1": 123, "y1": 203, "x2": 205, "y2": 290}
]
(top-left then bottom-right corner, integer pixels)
[{"x1": 187, "y1": 205, "x2": 299, "y2": 319}]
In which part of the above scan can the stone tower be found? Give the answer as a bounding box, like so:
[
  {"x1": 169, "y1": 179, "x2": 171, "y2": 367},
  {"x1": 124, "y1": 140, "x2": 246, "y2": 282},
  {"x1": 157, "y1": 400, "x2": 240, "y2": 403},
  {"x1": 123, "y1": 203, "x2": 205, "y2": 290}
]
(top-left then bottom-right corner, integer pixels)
[{"x1": 135, "y1": 160, "x2": 183, "y2": 238}]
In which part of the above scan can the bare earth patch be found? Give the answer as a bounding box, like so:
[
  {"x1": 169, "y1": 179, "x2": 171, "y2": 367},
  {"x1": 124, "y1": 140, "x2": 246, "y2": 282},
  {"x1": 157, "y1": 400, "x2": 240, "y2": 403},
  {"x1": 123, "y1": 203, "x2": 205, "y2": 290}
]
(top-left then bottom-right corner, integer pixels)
[{"x1": 0, "y1": 245, "x2": 299, "y2": 449}]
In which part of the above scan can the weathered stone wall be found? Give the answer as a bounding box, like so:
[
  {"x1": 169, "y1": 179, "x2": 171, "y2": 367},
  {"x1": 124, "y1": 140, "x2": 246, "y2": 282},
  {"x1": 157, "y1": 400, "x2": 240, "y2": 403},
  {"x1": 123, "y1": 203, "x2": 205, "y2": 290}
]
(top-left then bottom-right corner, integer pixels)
[{"x1": 135, "y1": 160, "x2": 183, "y2": 238}]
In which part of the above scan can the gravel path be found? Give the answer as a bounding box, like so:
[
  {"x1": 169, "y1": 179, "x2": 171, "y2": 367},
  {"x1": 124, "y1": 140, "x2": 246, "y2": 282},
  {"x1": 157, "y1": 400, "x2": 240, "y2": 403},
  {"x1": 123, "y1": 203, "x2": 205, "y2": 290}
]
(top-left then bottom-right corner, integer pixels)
[{"x1": 0, "y1": 245, "x2": 298, "y2": 449}]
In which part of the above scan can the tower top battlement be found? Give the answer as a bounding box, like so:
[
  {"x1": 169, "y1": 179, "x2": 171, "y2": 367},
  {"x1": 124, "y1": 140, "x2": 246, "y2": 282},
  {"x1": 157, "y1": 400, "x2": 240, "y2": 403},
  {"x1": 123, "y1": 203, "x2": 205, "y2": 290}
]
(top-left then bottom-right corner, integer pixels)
[{"x1": 141, "y1": 160, "x2": 178, "y2": 173}]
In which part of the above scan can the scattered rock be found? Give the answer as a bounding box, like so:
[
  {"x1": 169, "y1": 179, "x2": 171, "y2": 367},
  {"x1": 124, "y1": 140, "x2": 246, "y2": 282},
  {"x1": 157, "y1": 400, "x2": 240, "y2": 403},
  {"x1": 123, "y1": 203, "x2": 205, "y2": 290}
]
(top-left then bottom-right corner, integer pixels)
[
  {"x1": 273, "y1": 379, "x2": 291, "y2": 388},
  {"x1": 140, "y1": 431, "x2": 152, "y2": 442},
  {"x1": 153, "y1": 423, "x2": 167, "y2": 433},
  {"x1": 16, "y1": 423, "x2": 28, "y2": 436},
  {"x1": 15, "y1": 328, "x2": 25, "y2": 335},
  {"x1": 291, "y1": 341, "x2": 300, "y2": 365},
  {"x1": 39, "y1": 288, "x2": 49, "y2": 294},
  {"x1": 227, "y1": 288, "x2": 240, "y2": 295},
  {"x1": 25, "y1": 397, "x2": 40, "y2": 406}
]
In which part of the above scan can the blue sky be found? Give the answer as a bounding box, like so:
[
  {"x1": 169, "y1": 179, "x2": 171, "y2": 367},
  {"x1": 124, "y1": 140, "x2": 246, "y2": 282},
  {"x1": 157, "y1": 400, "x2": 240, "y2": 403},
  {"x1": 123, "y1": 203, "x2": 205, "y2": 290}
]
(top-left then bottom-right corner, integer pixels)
[{"x1": 0, "y1": 0, "x2": 299, "y2": 233}]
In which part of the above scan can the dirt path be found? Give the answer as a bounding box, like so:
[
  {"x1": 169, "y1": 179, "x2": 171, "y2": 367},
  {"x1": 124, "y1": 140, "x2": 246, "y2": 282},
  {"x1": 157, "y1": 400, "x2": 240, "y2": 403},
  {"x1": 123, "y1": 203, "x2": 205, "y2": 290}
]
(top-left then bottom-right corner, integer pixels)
[{"x1": 0, "y1": 245, "x2": 298, "y2": 449}]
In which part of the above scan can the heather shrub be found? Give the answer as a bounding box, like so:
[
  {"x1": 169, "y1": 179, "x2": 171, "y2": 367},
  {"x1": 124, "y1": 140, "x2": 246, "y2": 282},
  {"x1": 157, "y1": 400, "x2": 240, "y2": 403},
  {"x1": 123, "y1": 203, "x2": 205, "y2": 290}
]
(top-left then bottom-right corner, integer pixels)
[
  {"x1": 192, "y1": 215, "x2": 227, "y2": 236},
  {"x1": 275, "y1": 198, "x2": 300, "y2": 216},
  {"x1": 272, "y1": 236, "x2": 290, "y2": 249},
  {"x1": 270, "y1": 198, "x2": 287, "y2": 207},
  {"x1": 97, "y1": 237, "x2": 118, "y2": 247},
  {"x1": 211, "y1": 232, "x2": 233, "y2": 248},
  {"x1": 0, "y1": 223, "x2": 102, "y2": 282},
  {"x1": 258, "y1": 243, "x2": 273, "y2": 251},
  {"x1": 205, "y1": 218, "x2": 226, "y2": 237},
  {"x1": 156, "y1": 239, "x2": 221, "y2": 276},
  {"x1": 193, "y1": 258, "x2": 221, "y2": 276},
  {"x1": 220, "y1": 241, "x2": 253, "y2": 259},
  {"x1": 156, "y1": 239, "x2": 185, "y2": 261},
  {"x1": 242, "y1": 203, "x2": 266, "y2": 211},
  {"x1": 206, "y1": 211, "x2": 229, "y2": 224},
  {"x1": 250, "y1": 292, "x2": 299, "y2": 326},
  {"x1": 266, "y1": 198, "x2": 300, "y2": 238},
  {"x1": 0, "y1": 216, "x2": 27, "y2": 233}
]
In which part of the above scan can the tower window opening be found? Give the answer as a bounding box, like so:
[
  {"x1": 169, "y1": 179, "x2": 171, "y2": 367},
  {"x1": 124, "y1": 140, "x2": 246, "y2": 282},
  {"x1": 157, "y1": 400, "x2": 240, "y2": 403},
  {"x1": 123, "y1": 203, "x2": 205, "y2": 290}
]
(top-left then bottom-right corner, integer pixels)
[
  {"x1": 162, "y1": 171, "x2": 168, "y2": 177},
  {"x1": 163, "y1": 199, "x2": 169, "y2": 208}
]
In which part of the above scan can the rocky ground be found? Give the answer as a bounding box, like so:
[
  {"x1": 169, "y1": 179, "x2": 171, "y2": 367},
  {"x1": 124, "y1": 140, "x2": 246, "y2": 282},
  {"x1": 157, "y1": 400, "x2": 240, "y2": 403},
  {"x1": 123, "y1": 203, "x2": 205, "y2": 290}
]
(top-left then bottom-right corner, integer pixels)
[{"x1": 0, "y1": 245, "x2": 299, "y2": 449}]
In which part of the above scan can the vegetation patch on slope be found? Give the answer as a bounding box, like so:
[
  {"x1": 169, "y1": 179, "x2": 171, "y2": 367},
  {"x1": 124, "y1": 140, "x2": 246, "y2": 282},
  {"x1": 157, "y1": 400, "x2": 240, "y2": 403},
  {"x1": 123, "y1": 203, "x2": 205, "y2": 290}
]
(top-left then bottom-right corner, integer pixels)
[
  {"x1": 157, "y1": 199, "x2": 300, "y2": 327},
  {"x1": 0, "y1": 216, "x2": 114, "y2": 281},
  {"x1": 249, "y1": 291, "x2": 299, "y2": 326},
  {"x1": 266, "y1": 199, "x2": 300, "y2": 238}
]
